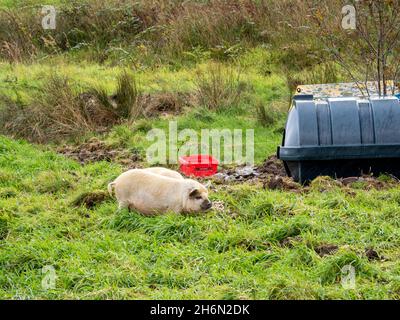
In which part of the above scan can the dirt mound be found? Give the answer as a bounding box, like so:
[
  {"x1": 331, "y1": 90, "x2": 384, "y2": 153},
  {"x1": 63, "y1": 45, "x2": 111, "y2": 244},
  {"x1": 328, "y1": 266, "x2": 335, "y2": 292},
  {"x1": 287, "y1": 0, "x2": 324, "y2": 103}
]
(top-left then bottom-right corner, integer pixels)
[
  {"x1": 365, "y1": 248, "x2": 384, "y2": 261},
  {"x1": 213, "y1": 166, "x2": 259, "y2": 183},
  {"x1": 340, "y1": 175, "x2": 399, "y2": 190},
  {"x1": 140, "y1": 92, "x2": 190, "y2": 117},
  {"x1": 71, "y1": 190, "x2": 111, "y2": 209},
  {"x1": 264, "y1": 176, "x2": 301, "y2": 192},
  {"x1": 213, "y1": 156, "x2": 287, "y2": 182},
  {"x1": 57, "y1": 137, "x2": 141, "y2": 167},
  {"x1": 314, "y1": 244, "x2": 339, "y2": 257},
  {"x1": 212, "y1": 155, "x2": 400, "y2": 193}
]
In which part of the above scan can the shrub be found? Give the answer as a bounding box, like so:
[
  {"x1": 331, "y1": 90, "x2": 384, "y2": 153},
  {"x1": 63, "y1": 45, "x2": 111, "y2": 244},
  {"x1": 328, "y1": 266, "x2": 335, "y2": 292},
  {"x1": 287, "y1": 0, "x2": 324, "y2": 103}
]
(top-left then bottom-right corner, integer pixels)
[
  {"x1": 194, "y1": 63, "x2": 245, "y2": 110},
  {"x1": 114, "y1": 71, "x2": 142, "y2": 120},
  {"x1": 0, "y1": 75, "x2": 117, "y2": 142}
]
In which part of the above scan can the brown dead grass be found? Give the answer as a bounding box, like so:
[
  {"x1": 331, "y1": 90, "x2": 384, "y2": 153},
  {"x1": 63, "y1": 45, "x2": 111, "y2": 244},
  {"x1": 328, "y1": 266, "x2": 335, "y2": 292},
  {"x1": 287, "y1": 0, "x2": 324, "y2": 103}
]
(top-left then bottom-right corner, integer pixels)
[
  {"x1": 0, "y1": 76, "x2": 120, "y2": 142},
  {"x1": 0, "y1": 0, "x2": 323, "y2": 63},
  {"x1": 0, "y1": 71, "x2": 190, "y2": 143},
  {"x1": 140, "y1": 92, "x2": 190, "y2": 117},
  {"x1": 194, "y1": 62, "x2": 246, "y2": 110}
]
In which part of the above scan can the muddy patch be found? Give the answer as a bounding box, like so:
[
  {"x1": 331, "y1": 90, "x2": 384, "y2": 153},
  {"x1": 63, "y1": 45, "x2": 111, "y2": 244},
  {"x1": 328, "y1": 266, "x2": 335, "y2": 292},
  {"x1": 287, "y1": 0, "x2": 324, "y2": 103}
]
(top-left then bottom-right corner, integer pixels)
[
  {"x1": 365, "y1": 248, "x2": 384, "y2": 261},
  {"x1": 57, "y1": 137, "x2": 142, "y2": 167},
  {"x1": 314, "y1": 244, "x2": 339, "y2": 257},
  {"x1": 309, "y1": 175, "x2": 399, "y2": 193},
  {"x1": 212, "y1": 156, "x2": 303, "y2": 191},
  {"x1": 213, "y1": 156, "x2": 287, "y2": 184},
  {"x1": 257, "y1": 156, "x2": 287, "y2": 176}
]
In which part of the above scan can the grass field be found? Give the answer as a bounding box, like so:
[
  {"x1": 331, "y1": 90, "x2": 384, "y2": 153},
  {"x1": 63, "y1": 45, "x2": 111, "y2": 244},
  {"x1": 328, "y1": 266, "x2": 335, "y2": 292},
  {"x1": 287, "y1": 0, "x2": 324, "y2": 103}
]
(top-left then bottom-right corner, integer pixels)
[
  {"x1": 1, "y1": 0, "x2": 400, "y2": 300},
  {"x1": 2, "y1": 135, "x2": 400, "y2": 299}
]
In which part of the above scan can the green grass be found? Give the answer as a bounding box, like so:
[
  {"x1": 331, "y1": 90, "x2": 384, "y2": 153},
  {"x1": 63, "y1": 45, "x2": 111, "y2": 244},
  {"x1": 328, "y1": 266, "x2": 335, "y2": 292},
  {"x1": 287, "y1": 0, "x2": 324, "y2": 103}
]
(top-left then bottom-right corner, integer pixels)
[
  {"x1": 0, "y1": 0, "x2": 398, "y2": 300},
  {"x1": 1, "y1": 135, "x2": 400, "y2": 299},
  {"x1": 0, "y1": 45, "x2": 397, "y2": 299},
  {"x1": 0, "y1": 58, "x2": 285, "y2": 101},
  {"x1": 0, "y1": 54, "x2": 398, "y2": 299},
  {"x1": 0, "y1": 59, "x2": 287, "y2": 163}
]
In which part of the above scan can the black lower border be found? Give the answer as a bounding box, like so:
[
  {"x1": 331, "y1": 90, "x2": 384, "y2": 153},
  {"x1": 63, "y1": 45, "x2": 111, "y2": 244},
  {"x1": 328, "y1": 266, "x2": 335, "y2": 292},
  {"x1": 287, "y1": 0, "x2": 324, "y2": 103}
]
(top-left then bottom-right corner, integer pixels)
[{"x1": 0, "y1": 300, "x2": 391, "y2": 318}]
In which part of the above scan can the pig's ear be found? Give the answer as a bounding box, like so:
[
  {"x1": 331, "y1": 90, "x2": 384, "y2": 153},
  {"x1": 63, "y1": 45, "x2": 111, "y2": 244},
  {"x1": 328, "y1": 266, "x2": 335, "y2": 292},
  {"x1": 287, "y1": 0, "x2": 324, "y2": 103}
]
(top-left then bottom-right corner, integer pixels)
[{"x1": 189, "y1": 188, "x2": 200, "y2": 198}]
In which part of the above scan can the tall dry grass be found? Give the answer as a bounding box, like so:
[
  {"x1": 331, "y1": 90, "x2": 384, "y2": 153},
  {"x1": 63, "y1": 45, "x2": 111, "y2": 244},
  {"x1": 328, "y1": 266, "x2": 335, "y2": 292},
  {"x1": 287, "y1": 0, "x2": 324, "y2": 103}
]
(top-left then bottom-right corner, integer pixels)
[
  {"x1": 0, "y1": 0, "x2": 328, "y2": 64},
  {"x1": 0, "y1": 69, "x2": 193, "y2": 142},
  {"x1": 163, "y1": 0, "x2": 270, "y2": 58},
  {"x1": 0, "y1": 71, "x2": 146, "y2": 142},
  {"x1": 194, "y1": 63, "x2": 245, "y2": 110},
  {"x1": 0, "y1": 0, "x2": 163, "y2": 61},
  {"x1": 114, "y1": 71, "x2": 143, "y2": 119},
  {"x1": 0, "y1": 76, "x2": 112, "y2": 142}
]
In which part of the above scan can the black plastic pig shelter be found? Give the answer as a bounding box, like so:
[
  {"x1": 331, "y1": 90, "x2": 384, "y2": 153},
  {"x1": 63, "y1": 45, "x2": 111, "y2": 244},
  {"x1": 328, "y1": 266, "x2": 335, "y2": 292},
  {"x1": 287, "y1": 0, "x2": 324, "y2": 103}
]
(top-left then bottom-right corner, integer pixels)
[{"x1": 278, "y1": 96, "x2": 400, "y2": 184}]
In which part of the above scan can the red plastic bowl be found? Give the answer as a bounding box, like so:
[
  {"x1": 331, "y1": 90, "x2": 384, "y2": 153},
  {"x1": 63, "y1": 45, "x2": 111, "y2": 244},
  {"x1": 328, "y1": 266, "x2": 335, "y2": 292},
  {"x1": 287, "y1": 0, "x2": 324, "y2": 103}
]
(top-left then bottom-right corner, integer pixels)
[{"x1": 179, "y1": 154, "x2": 219, "y2": 177}]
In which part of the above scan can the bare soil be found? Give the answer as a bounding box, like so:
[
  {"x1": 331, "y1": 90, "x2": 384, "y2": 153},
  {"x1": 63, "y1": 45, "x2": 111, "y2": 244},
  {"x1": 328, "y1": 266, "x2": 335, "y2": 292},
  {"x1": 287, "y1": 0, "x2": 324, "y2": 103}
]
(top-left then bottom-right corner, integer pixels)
[
  {"x1": 57, "y1": 137, "x2": 141, "y2": 167},
  {"x1": 314, "y1": 244, "x2": 339, "y2": 257}
]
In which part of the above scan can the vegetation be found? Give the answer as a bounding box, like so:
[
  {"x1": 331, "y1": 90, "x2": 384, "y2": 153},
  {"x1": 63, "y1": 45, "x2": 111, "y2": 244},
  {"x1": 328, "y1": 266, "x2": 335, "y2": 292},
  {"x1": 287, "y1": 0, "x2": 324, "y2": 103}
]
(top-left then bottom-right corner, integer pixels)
[{"x1": 2, "y1": 136, "x2": 400, "y2": 299}]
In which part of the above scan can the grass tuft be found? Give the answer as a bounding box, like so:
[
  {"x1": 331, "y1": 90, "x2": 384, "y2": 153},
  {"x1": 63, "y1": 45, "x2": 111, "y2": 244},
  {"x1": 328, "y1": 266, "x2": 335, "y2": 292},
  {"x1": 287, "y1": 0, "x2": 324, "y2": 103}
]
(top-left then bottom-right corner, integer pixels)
[
  {"x1": 115, "y1": 70, "x2": 143, "y2": 120},
  {"x1": 194, "y1": 63, "x2": 245, "y2": 110}
]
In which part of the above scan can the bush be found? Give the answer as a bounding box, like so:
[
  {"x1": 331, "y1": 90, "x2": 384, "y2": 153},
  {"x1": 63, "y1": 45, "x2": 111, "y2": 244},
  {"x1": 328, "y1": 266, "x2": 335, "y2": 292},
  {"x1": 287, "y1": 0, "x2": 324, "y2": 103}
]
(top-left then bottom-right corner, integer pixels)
[
  {"x1": 114, "y1": 71, "x2": 141, "y2": 119},
  {"x1": 194, "y1": 63, "x2": 245, "y2": 110},
  {"x1": 0, "y1": 75, "x2": 117, "y2": 142}
]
